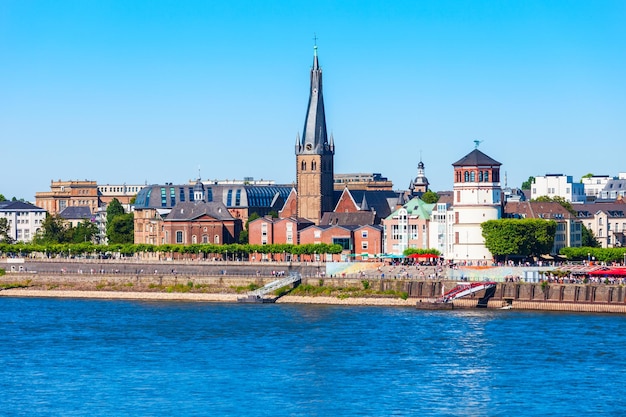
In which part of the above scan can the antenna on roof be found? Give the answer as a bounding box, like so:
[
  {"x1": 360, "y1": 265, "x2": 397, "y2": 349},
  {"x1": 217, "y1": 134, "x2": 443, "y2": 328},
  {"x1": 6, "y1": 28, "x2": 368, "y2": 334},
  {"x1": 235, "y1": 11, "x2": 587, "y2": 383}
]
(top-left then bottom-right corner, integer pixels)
[{"x1": 474, "y1": 139, "x2": 483, "y2": 149}]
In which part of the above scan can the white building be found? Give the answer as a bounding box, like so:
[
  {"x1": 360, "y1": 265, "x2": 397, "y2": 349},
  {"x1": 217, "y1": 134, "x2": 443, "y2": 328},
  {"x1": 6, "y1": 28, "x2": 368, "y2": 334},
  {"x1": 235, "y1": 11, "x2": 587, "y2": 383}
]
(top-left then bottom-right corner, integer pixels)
[
  {"x1": 450, "y1": 148, "x2": 503, "y2": 263},
  {"x1": 428, "y1": 200, "x2": 455, "y2": 259},
  {"x1": 0, "y1": 201, "x2": 47, "y2": 243},
  {"x1": 531, "y1": 174, "x2": 585, "y2": 203},
  {"x1": 582, "y1": 175, "x2": 612, "y2": 200}
]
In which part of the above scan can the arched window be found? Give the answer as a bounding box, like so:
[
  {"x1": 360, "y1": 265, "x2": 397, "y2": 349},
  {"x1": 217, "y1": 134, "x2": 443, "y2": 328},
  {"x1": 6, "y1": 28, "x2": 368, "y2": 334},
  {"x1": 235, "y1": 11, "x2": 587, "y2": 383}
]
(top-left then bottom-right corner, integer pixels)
[
  {"x1": 464, "y1": 171, "x2": 469, "y2": 182},
  {"x1": 470, "y1": 171, "x2": 475, "y2": 182},
  {"x1": 484, "y1": 171, "x2": 489, "y2": 182},
  {"x1": 214, "y1": 235, "x2": 220, "y2": 244},
  {"x1": 192, "y1": 235, "x2": 197, "y2": 244},
  {"x1": 301, "y1": 161, "x2": 306, "y2": 171},
  {"x1": 202, "y1": 235, "x2": 208, "y2": 243},
  {"x1": 312, "y1": 161, "x2": 316, "y2": 171},
  {"x1": 479, "y1": 171, "x2": 483, "y2": 182}
]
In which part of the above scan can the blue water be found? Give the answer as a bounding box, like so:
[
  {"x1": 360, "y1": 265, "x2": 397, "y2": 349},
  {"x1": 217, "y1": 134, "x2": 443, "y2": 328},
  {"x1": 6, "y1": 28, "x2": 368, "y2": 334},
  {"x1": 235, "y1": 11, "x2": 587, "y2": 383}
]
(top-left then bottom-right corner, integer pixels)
[{"x1": 0, "y1": 298, "x2": 624, "y2": 416}]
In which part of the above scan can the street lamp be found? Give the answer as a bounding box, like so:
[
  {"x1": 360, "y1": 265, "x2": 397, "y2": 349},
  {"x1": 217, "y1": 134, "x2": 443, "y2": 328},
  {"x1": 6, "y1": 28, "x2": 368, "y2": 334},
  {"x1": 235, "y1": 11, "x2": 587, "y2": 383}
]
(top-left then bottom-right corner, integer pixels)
[{"x1": 588, "y1": 252, "x2": 591, "y2": 264}]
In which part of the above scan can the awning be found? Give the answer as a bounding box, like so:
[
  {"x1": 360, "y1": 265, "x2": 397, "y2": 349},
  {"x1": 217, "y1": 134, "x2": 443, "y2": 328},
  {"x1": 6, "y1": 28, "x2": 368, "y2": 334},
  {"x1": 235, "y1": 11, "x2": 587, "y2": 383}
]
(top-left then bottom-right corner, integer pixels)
[
  {"x1": 407, "y1": 253, "x2": 440, "y2": 259},
  {"x1": 588, "y1": 268, "x2": 626, "y2": 276}
]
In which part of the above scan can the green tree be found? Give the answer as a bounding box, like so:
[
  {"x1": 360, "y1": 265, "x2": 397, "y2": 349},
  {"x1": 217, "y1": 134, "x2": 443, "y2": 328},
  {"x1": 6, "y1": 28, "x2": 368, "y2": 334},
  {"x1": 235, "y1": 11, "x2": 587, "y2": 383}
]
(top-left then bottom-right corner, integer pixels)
[
  {"x1": 106, "y1": 199, "x2": 133, "y2": 243},
  {"x1": 71, "y1": 219, "x2": 99, "y2": 243},
  {"x1": 0, "y1": 218, "x2": 13, "y2": 243},
  {"x1": 107, "y1": 213, "x2": 134, "y2": 244},
  {"x1": 521, "y1": 176, "x2": 535, "y2": 190},
  {"x1": 34, "y1": 214, "x2": 72, "y2": 244},
  {"x1": 106, "y1": 198, "x2": 125, "y2": 224},
  {"x1": 421, "y1": 190, "x2": 439, "y2": 204},
  {"x1": 482, "y1": 218, "x2": 556, "y2": 260},
  {"x1": 0, "y1": 194, "x2": 6, "y2": 202},
  {"x1": 581, "y1": 225, "x2": 600, "y2": 248}
]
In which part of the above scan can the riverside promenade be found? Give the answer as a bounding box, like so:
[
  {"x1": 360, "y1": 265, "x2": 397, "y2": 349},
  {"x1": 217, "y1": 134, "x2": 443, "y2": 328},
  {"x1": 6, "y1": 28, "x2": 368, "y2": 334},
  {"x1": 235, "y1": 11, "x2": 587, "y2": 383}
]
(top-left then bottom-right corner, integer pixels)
[{"x1": 2, "y1": 258, "x2": 626, "y2": 312}]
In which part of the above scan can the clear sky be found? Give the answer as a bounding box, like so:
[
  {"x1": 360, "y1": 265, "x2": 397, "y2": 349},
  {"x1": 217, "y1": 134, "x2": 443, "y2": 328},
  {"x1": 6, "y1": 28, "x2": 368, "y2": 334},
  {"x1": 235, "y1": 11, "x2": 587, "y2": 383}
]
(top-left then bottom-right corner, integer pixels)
[{"x1": 2, "y1": 0, "x2": 625, "y2": 202}]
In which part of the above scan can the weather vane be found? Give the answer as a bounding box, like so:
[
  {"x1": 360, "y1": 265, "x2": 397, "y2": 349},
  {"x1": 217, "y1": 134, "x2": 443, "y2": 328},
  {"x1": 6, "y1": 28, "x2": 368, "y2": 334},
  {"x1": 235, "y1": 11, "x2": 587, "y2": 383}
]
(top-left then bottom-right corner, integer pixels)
[{"x1": 474, "y1": 140, "x2": 483, "y2": 149}]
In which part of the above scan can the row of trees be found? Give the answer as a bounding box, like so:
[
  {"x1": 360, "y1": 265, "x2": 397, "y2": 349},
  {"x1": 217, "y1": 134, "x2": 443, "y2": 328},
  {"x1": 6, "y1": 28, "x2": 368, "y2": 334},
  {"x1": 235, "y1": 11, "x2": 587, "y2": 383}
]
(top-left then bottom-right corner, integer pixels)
[{"x1": 0, "y1": 241, "x2": 344, "y2": 259}]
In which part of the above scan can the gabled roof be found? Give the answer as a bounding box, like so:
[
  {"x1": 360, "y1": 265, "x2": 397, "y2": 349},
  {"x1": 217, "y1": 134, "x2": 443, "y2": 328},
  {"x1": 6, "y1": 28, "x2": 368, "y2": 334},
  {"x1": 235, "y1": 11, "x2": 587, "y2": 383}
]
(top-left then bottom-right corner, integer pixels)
[
  {"x1": 386, "y1": 197, "x2": 435, "y2": 220},
  {"x1": 59, "y1": 206, "x2": 93, "y2": 220},
  {"x1": 165, "y1": 202, "x2": 235, "y2": 221},
  {"x1": 452, "y1": 149, "x2": 501, "y2": 167},
  {"x1": 334, "y1": 189, "x2": 400, "y2": 219},
  {"x1": 504, "y1": 201, "x2": 575, "y2": 219}
]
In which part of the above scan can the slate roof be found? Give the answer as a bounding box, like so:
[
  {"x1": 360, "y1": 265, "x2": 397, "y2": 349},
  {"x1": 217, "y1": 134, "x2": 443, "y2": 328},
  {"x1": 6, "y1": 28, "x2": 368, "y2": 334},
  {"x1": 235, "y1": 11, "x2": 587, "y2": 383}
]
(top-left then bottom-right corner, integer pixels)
[
  {"x1": 0, "y1": 201, "x2": 45, "y2": 211},
  {"x1": 165, "y1": 202, "x2": 235, "y2": 221},
  {"x1": 59, "y1": 206, "x2": 93, "y2": 220},
  {"x1": 334, "y1": 189, "x2": 401, "y2": 220},
  {"x1": 452, "y1": 149, "x2": 501, "y2": 167},
  {"x1": 320, "y1": 211, "x2": 376, "y2": 226}
]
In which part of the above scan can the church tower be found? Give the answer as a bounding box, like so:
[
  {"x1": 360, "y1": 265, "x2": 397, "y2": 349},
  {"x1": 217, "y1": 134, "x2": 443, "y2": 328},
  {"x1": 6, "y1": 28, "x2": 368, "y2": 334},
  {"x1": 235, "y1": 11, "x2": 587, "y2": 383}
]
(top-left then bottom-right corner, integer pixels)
[{"x1": 295, "y1": 44, "x2": 335, "y2": 224}]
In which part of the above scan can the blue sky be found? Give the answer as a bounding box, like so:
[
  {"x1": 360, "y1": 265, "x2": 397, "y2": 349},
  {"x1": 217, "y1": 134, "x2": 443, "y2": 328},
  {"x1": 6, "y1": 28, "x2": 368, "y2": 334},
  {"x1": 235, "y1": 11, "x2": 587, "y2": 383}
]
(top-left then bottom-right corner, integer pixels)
[{"x1": 2, "y1": 0, "x2": 625, "y2": 201}]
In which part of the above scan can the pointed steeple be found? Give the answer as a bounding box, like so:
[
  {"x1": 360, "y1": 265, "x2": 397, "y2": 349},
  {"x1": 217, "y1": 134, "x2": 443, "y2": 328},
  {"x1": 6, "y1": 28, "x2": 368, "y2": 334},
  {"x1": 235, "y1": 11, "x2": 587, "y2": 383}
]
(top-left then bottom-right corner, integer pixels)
[{"x1": 297, "y1": 44, "x2": 333, "y2": 156}]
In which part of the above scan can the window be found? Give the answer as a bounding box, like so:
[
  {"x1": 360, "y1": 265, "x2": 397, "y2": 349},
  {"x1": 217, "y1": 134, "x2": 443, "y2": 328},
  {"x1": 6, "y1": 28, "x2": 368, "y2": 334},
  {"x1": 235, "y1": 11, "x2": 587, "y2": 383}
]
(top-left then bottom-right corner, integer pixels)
[
  {"x1": 464, "y1": 171, "x2": 469, "y2": 182},
  {"x1": 192, "y1": 235, "x2": 197, "y2": 244},
  {"x1": 202, "y1": 235, "x2": 208, "y2": 243},
  {"x1": 161, "y1": 188, "x2": 166, "y2": 207},
  {"x1": 176, "y1": 231, "x2": 183, "y2": 243},
  {"x1": 226, "y1": 190, "x2": 233, "y2": 206},
  {"x1": 314, "y1": 230, "x2": 321, "y2": 238},
  {"x1": 170, "y1": 188, "x2": 175, "y2": 206},
  {"x1": 479, "y1": 171, "x2": 483, "y2": 182},
  {"x1": 361, "y1": 241, "x2": 368, "y2": 250},
  {"x1": 410, "y1": 224, "x2": 418, "y2": 240},
  {"x1": 235, "y1": 190, "x2": 241, "y2": 206},
  {"x1": 484, "y1": 171, "x2": 489, "y2": 182},
  {"x1": 470, "y1": 171, "x2": 475, "y2": 182},
  {"x1": 180, "y1": 189, "x2": 185, "y2": 202},
  {"x1": 361, "y1": 230, "x2": 368, "y2": 238},
  {"x1": 301, "y1": 161, "x2": 306, "y2": 171},
  {"x1": 214, "y1": 235, "x2": 220, "y2": 244},
  {"x1": 332, "y1": 237, "x2": 351, "y2": 250}
]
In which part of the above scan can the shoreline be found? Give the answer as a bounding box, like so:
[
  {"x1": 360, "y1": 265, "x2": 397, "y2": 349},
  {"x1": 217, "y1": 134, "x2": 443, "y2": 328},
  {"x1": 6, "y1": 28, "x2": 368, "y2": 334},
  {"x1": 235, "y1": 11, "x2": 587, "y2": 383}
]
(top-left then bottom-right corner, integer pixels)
[
  {"x1": 5, "y1": 288, "x2": 626, "y2": 313},
  {"x1": 0, "y1": 288, "x2": 417, "y2": 307}
]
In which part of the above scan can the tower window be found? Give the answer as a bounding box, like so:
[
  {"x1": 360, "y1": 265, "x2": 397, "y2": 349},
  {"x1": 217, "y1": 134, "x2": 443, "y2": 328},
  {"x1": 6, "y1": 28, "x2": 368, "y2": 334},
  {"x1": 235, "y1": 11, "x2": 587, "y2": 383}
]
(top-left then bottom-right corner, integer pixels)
[
  {"x1": 301, "y1": 161, "x2": 306, "y2": 171},
  {"x1": 464, "y1": 171, "x2": 469, "y2": 182}
]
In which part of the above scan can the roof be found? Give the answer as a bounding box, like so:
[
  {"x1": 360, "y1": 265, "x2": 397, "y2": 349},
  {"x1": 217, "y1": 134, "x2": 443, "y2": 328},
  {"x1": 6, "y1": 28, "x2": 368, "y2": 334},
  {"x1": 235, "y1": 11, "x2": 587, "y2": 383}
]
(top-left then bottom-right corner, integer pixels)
[
  {"x1": 452, "y1": 149, "x2": 501, "y2": 167},
  {"x1": 386, "y1": 197, "x2": 435, "y2": 220},
  {"x1": 504, "y1": 201, "x2": 575, "y2": 219},
  {"x1": 334, "y1": 189, "x2": 401, "y2": 220},
  {"x1": 165, "y1": 201, "x2": 235, "y2": 221},
  {"x1": 320, "y1": 211, "x2": 376, "y2": 226},
  {"x1": 0, "y1": 201, "x2": 45, "y2": 211},
  {"x1": 59, "y1": 206, "x2": 93, "y2": 220},
  {"x1": 134, "y1": 183, "x2": 292, "y2": 212}
]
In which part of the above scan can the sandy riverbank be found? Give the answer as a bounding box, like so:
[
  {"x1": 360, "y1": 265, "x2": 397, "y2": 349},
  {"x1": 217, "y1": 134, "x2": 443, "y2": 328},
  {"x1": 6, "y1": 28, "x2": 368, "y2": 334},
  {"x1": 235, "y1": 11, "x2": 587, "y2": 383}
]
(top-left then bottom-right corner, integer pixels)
[{"x1": 0, "y1": 288, "x2": 416, "y2": 307}]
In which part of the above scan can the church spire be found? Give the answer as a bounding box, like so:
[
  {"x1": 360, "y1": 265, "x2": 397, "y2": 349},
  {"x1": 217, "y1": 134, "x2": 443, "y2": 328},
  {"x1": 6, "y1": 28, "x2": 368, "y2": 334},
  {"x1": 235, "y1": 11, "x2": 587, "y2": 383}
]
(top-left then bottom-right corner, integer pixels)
[{"x1": 296, "y1": 43, "x2": 332, "y2": 156}]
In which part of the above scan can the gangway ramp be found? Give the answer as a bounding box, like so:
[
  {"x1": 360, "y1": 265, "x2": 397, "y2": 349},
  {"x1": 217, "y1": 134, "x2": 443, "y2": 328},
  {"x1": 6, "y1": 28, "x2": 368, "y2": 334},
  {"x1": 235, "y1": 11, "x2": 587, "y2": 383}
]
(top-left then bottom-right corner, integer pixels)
[
  {"x1": 440, "y1": 281, "x2": 497, "y2": 303},
  {"x1": 238, "y1": 272, "x2": 302, "y2": 303}
]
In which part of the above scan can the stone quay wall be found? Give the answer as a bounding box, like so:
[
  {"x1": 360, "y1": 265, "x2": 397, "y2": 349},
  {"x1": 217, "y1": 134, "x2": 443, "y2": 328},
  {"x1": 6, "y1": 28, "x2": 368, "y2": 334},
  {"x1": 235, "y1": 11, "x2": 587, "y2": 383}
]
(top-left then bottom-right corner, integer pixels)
[{"x1": 3, "y1": 272, "x2": 626, "y2": 313}]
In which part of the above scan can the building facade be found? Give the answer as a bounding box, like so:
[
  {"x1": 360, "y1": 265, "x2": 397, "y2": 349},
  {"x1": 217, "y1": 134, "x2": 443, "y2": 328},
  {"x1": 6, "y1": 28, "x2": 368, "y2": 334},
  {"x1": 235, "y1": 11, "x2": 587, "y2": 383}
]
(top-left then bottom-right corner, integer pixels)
[
  {"x1": 451, "y1": 147, "x2": 503, "y2": 262},
  {"x1": 531, "y1": 174, "x2": 585, "y2": 203},
  {"x1": 36, "y1": 180, "x2": 99, "y2": 215},
  {"x1": 382, "y1": 197, "x2": 434, "y2": 255},
  {"x1": 0, "y1": 201, "x2": 47, "y2": 243},
  {"x1": 295, "y1": 45, "x2": 335, "y2": 224}
]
